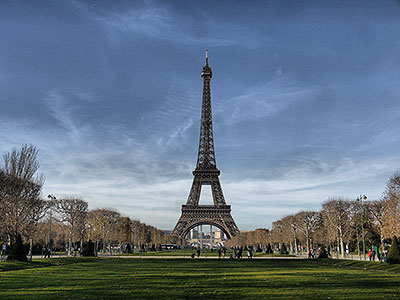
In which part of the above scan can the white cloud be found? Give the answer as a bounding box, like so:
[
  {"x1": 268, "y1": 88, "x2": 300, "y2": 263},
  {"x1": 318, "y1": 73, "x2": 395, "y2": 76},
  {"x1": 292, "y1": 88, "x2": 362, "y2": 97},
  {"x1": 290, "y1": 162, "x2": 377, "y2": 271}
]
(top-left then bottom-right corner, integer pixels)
[{"x1": 215, "y1": 76, "x2": 319, "y2": 126}]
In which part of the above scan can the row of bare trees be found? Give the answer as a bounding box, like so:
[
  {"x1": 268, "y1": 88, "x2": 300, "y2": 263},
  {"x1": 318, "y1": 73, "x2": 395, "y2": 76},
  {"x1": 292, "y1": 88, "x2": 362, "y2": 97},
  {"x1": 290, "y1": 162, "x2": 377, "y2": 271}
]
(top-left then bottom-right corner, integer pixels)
[
  {"x1": 232, "y1": 173, "x2": 400, "y2": 256},
  {"x1": 33, "y1": 204, "x2": 168, "y2": 255},
  {"x1": 229, "y1": 173, "x2": 400, "y2": 257},
  {"x1": 0, "y1": 145, "x2": 168, "y2": 257}
]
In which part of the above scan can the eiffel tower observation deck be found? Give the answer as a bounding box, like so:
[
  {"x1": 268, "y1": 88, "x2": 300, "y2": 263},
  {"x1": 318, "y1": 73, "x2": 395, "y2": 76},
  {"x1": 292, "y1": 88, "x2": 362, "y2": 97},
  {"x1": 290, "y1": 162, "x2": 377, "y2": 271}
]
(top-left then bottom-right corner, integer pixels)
[{"x1": 172, "y1": 51, "x2": 240, "y2": 240}]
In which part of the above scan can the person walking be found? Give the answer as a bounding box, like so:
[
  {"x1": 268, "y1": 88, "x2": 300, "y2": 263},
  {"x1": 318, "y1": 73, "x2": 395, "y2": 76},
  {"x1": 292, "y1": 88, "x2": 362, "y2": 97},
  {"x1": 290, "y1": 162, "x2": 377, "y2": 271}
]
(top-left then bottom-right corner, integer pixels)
[
  {"x1": 218, "y1": 248, "x2": 222, "y2": 259},
  {"x1": 197, "y1": 248, "x2": 200, "y2": 258},
  {"x1": 368, "y1": 249, "x2": 372, "y2": 261},
  {"x1": 1, "y1": 243, "x2": 6, "y2": 260},
  {"x1": 373, "y1": 245, "x2": 378, "y2": 261}
]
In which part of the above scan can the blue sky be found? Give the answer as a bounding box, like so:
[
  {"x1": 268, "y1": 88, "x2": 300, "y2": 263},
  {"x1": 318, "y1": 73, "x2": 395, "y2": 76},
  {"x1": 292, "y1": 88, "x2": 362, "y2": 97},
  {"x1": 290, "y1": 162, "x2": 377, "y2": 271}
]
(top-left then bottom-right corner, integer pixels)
[{"x1": 1, "y1": 0, "x2": 400, "y2": 230}]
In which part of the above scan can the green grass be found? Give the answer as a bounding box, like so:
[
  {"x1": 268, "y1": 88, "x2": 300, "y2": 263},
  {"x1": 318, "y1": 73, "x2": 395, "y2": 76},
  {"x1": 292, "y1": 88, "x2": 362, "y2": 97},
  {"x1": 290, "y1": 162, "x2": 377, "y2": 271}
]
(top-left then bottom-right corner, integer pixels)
[{"x1": 1, "y1": 258, "x2": 400, "y2": 299}]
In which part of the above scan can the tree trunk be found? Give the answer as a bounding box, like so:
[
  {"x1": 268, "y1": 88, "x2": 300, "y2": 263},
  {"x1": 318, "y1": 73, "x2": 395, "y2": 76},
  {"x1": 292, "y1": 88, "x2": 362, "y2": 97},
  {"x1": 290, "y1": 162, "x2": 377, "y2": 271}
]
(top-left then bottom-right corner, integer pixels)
[
  {"x1": 380, "y1": 233, "x2": 385, "y2": 254},
  {"x1": 69, "y1": 237, "x2": 73, "y2": 256},
  {"x1": 339, "y1": 234, "x2": 345, "y2": 259},
  {"x1": 28, "y1": 238, "x2": 33, "y2": 261},
  {"x1": 336, "y1": 238, "x2": 340, "y2": 257}
]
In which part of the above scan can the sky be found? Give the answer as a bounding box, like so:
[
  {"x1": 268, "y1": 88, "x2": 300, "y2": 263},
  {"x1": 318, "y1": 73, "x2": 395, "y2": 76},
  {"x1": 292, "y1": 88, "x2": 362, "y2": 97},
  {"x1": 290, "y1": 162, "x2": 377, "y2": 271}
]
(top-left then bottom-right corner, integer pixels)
[{"x1": 1, "y1": 0, "x2": 400, "y2": 230}]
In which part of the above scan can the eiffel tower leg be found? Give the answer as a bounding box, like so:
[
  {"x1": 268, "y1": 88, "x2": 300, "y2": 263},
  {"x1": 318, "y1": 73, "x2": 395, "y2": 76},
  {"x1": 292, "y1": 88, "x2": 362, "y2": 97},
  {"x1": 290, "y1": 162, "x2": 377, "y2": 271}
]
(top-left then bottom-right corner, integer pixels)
[
  {"x1": 186, "y1": 177, "x2": 202, "y2": 206},
  {"x1": 211, "y1": 178, "x2": 227, "y2": 206}
]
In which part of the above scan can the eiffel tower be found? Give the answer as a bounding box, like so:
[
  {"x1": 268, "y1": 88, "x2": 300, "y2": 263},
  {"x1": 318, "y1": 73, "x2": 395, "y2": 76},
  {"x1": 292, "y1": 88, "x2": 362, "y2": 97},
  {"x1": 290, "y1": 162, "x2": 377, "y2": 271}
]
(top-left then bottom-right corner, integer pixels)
[{"x1": 172, "y1": 50, "x2": 240, "y2": 239}]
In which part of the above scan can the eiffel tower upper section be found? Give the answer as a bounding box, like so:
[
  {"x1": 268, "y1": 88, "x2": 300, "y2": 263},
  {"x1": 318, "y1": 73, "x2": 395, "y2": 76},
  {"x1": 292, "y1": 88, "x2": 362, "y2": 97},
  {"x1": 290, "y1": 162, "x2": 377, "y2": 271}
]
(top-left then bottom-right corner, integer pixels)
[
  {"x1": 195, "y1": 50, "x2": 218, "y2": 173},
  {"x1": 183, "y1": 50, "x2": 229, "y2": 208}
]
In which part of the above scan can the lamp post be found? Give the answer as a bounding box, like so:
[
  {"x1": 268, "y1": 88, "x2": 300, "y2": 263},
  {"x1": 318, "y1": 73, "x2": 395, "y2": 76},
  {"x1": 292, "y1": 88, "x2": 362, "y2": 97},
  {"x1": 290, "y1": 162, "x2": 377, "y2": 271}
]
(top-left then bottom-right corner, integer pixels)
[
  {"x1": 357, "y1": 195, "x2": 367, "y2": 261},
  {"x1": 102, "y1": 213, "x2": 107, "y2": 254},
  {"x1": 47, "y1": 194, "x2": 56, "y2": 249}
]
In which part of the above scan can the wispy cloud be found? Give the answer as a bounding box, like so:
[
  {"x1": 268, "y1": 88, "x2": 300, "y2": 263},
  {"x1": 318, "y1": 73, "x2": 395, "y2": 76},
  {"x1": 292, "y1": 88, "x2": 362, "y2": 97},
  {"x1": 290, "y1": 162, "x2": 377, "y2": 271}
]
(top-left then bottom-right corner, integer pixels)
[
  {"x1": 68, "y1": 1, "x2": 260, "y2": 47},
  {"x1": 137, "y1": 76, "x2": 199, "y2": 150},
  {"x1": 215, "y1": 75, "x2": 319, "y2": 126}
]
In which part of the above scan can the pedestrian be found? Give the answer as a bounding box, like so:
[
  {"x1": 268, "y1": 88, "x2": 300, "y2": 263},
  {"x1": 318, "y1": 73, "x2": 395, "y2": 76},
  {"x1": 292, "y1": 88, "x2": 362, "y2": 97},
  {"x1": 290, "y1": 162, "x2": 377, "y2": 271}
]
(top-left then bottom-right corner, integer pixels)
[
  {"x1": 247, "y1": 249, "x2": 250, "y2": 259},
  {"x1": 1, "y1": 243, "x2": 6, "y2": 260},
  {"x1": 218, "y1": 248, "x2": 222, "y2": 259},
  {"x1": 223, "y1": 248, "x2": 226, "y2": 258},
  {"x1": 368, "y1": 249, "x2": 372, "y2": 261},
  {"x1": 197, "y1": 248, "x2": 200, "y2": 258},
  {"x1": 238, "y1": 248, "x2": 243, "y2": 259}
]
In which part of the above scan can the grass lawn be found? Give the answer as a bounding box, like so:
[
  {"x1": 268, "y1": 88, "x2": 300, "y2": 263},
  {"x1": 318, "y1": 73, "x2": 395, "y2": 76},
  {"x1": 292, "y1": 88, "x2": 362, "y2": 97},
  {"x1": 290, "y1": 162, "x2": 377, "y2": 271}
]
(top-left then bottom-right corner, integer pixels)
[{"x1": 1, "y1": 258, "x2": 400, "y2": 299}]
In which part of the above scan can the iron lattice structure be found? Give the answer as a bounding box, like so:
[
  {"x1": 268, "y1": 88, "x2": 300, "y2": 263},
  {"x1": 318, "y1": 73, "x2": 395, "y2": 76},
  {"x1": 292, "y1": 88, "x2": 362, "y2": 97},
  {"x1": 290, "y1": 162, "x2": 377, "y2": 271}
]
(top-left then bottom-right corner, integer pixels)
[{"x1": 172, "y1": 52, "x2": 240, "y2": 239}]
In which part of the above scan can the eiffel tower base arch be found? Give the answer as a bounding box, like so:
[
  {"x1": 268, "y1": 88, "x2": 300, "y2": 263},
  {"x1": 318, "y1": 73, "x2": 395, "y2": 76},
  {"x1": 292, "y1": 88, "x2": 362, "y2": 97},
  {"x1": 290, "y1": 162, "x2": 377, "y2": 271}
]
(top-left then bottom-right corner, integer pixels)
[{"x1": 172, "y1": 205, "x2": 240, "y2": 239}]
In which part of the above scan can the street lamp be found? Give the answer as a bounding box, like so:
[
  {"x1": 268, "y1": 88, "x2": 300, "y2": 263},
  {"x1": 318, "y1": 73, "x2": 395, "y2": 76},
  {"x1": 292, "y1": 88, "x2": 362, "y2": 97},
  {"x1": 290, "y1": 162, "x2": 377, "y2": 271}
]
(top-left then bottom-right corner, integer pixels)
[
  {"x1": 47, "y1": 194, "x2": 56, "y2": 250},
  {"x1": 102, "y1": 213, "x2": 107, "y2": 254},
  {"x1": 357, "y1": 195, "x2": 367, "y2": 261}
]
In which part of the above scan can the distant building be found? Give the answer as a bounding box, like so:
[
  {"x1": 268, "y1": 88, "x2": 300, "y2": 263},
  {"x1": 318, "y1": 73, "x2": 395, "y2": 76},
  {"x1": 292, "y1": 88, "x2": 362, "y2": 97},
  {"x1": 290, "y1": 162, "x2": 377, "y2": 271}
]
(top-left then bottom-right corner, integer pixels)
[{"x1": 185, "y1": 226, "x2": 227, "y2": 248}]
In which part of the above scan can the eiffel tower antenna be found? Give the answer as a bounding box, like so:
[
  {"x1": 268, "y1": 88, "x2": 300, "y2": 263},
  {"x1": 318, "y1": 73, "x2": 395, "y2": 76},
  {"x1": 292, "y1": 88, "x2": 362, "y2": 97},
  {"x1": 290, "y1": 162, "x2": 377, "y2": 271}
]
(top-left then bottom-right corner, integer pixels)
[{"x1": 172, "y1": 51, "x2": 240, "y2": 240}]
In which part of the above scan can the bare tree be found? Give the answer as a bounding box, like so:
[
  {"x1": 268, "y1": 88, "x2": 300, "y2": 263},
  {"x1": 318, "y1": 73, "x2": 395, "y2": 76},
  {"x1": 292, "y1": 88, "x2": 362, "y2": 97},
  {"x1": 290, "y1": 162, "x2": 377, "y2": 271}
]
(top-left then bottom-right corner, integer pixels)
[
  {"x1": 282, "y1": 215, "x2": 298, "y2": 254},
  {"x1": 295, "y1": 211, "x2": 321, "y2": 252},
  {"x1": 0, "y1": 145, "x2": 49, "y2": 251},
  {"x1": 271, "y1": 219, "x2": 283, "y2": 251},
  {"x1": 322, "y1": 197, "x2": 352, "y2": 258},
  {"x1": 367, "y1": 199, "x2": 388, "y2": 253},
  {"x1": 56, "y1": 198, "x2": 88, "y2": 255},
  {"x1": 381, "y1": 173, "x2": 400, "y2": 238}
]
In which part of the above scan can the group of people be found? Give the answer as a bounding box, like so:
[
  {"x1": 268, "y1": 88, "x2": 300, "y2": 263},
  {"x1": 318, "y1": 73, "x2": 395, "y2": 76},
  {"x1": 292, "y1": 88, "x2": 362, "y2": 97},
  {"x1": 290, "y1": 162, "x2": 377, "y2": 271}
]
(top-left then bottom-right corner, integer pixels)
[
  {"x1": 308, "y1": 248, "x2": 317, "y2": 258},
  {"x1": 368, "y1": 246, "x2": 385, "y2": 262},
  {"x1": 231, "y1": 247, "x2": 253, "y2": 259},
  {"x1": 217, "y1": 248, "x2": 227, "y2": 258},
  {"x1": 190, "y1": 247, "x2": 254, "y2": 259},
  {"x1": 42, "y1": 247, "x2": 52, "y2": 258}
]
